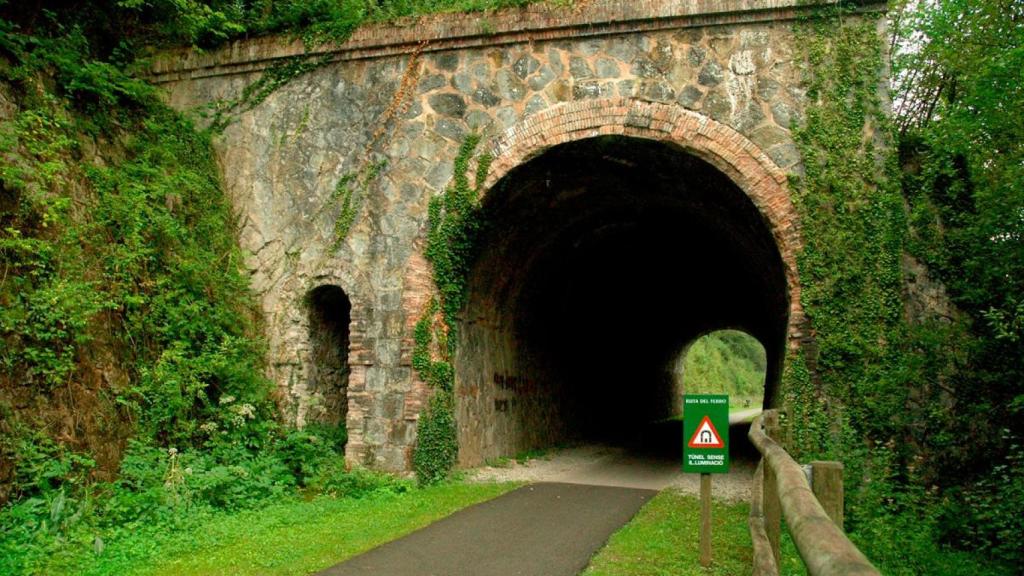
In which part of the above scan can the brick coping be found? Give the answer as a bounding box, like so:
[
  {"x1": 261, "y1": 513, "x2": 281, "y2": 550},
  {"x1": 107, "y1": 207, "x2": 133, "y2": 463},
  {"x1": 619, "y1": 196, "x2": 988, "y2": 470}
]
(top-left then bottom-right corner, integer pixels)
[
  {"x1": 148, "y1": 0, "x2": 886, "y2": 84},
  {"x1": 480, "y1": 98, "x2": 806, "y2": 343}
]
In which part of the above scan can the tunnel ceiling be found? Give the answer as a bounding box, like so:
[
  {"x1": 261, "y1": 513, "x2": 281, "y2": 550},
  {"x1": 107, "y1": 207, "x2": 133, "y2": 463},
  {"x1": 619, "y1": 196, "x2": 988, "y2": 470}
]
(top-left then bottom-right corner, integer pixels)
[{"x1": 458, "y1": 135, "x2": 789, "y2": 446}]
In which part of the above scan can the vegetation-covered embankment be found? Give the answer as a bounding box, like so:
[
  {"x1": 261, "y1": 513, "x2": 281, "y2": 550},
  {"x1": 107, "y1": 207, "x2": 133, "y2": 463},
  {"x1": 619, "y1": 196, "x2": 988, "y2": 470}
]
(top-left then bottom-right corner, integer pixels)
[
  {"x1": 0, "y1": 2, "x2": 550, "y2": 573},
  {"x1": 0, "y1": 1, "x2": 1021, "y2": 574}
]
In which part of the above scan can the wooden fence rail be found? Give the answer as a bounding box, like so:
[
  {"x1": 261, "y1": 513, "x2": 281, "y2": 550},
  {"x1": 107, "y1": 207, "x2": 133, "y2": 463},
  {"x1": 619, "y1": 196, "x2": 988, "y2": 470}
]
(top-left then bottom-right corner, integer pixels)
[{"x1": 748, "y1": 410, "x2": 880, "y2": 576}]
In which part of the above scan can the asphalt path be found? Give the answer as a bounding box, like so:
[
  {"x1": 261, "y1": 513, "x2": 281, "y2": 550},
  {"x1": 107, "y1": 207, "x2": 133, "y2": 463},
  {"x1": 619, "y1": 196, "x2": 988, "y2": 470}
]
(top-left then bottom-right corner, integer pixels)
[{"x1": 315, "y1": 482, "x2": 655, "y2": 576}]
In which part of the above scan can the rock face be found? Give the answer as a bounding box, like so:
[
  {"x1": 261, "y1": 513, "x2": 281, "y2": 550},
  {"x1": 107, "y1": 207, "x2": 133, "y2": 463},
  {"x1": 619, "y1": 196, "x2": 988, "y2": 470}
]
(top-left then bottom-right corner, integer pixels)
[{"x1": 152, "y1": 0, "x2": 891, "y2": 472}]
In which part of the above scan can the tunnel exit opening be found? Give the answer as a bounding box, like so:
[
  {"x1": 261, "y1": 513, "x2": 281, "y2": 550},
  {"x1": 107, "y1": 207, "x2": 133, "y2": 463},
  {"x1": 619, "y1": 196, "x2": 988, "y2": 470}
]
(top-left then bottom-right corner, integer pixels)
[
  {"x1": 673, "y1": 329, "x2": 767, "y2": 417},
  {"x1": 454, "y1": 135, "x2": 790, "y2": 466}
]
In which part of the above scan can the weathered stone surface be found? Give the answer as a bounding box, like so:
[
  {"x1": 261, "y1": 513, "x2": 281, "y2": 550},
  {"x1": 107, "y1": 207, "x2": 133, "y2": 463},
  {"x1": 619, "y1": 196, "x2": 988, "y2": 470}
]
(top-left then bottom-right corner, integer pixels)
[
  {"x1": 688, "y1": 45, "x2": 706, "y2": 66},
  {"x1": 758, "y1": 77, "x2": 780, "y2": 99},
  {"x1": 767, "y1": 142, "x2": 801, "y2": 168},
  {"x1": 466, "y1": 109, "x2": 493, "y2": 130},
  {"x1": 730, "y1": 50, "x2": 756, "y2": 75},
  {"x1": 514, "y1": 54, "x2": 540, "y2": 79},
  {"x1": 452, "y1": 72, "x2": 473, "y2": 94},
  {"x1": 494, "y1": 69, "x2": 525, "y2": 101},
  {"x1": 595, "y1": 57, "x2": 620, "y2": 79},
  {"x1": 434, "y1": 117, "x2": 466, "y2": 142},
  {"x1": 704, "y1": 90, "x2": 731, "y2": 121},
  {"x1": 651, "y1": 41, "x2": 674, "y2": 72},
  {"x1": 677, "y1": 84, "x2": 703, "y2": 108},
  {"x1": 152, "y1": 0, "x2": 889, "y2": 472},
  {"x1": 631, "y1": 58, "x2": 661, "y2": 79},
  {"x1": 750, "y1": 125, "x2": 791, "y2": 150},
  {"x1": 641, "y1": 80, "x2": 675, "y2": 103},
  {"x1": 471, "y1": 87, "x2": 500, "y2": 106},
  {"x1": 902, "y1": 253, "x2": 957, "y2": 324},
  {"x1": 771, "y1": 100, "x2": 798, "y2": 128},
  {"x1": 698, "y1": 61, "x2": 723, "y2": 86},
  {"x1": 418, "y1": 73, "x2": 446, "y2": 92},
  {"x1": 528, "y1": 65, "x2": 557, "y2": 90},
  {"x1": 432, "y1": 52, "x2": 459, "y2": 71},
  {"x1": 524, "y1": 94, "x2": 547, "y2": 117},
  {"x1": 572, "y1": 81, "x2": 601, "y2": 100},
  {"x1": 428, "y1": 92, "x2": 466, "y2": 117},
  {"x1": 569, "y1": 56, "x2": 594, "y2": 79}
]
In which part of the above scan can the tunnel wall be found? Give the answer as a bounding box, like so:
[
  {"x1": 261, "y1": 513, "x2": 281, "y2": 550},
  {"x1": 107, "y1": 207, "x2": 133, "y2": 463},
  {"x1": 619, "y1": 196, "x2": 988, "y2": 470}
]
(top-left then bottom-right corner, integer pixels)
[
  {"x1": 151, "y1": 0, "x2": 891, "y2": 471},
  {"x1": 457, "y1": 122, "x2": 796, "y2": 463}
]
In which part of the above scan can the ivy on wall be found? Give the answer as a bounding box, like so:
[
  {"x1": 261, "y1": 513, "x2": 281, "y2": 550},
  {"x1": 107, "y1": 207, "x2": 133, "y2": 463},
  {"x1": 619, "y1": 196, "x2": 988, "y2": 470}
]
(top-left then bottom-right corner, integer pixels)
[
  {"x1": 781, "y1": 7, "x2": 971, "y2": 561},
  {"x1": 783, "y1": 6, "x2": 907, "y2": 464},
  {"x1": 411, "y1": 135, "x2": 492, "y2": 484}
]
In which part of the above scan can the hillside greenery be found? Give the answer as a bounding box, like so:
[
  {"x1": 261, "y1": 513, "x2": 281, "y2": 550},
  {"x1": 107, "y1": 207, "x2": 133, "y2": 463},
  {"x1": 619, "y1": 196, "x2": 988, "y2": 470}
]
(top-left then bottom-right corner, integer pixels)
[
  {"x1": 891, "y1": 0, "x2": 1024, "y2": 562},
  {"x1": 778, "y1": 1, "x2": 1022, "y2": 571},
  {"x1": 676, "y1": 330, "x2": 766, "y2": 404},
  {"x1": 0, "y1": 0, "x2": 1021, "y2": 574},
  {"x1": 0, "y1": 1, "x2": 552, "y2": 573}
]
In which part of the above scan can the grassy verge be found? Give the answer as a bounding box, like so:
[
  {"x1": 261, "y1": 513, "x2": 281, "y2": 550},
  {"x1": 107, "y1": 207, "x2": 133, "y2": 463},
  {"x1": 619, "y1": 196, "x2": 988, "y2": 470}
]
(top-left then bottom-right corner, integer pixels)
[
  {"x1": 581, "y1": 489, "x2": 752, "y2": 576},
  {"x1": 41, "y1": 481, "x2": 518, "y2": 576},
  {"x1": 585, "y1": 490, "x2": 1009, "y2": 576}
]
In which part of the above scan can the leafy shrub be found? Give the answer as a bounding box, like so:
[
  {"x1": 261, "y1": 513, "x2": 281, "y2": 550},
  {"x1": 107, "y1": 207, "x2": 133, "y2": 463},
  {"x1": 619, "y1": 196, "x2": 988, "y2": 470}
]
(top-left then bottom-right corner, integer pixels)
[
  {"x1": 936, "y1": 436, "x2": 1024, "y2": 567},
  {"x1": 413, "y1": 391, "x2": 458, "y2": 486},
  {"x1": 312, "y1": 464, "x2": 412, "y2": 499}
]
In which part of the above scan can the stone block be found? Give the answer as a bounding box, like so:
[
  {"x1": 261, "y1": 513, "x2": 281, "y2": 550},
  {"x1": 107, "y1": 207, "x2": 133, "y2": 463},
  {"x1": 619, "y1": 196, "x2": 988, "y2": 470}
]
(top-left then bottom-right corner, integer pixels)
[
  {"x1": 698, "y1": 61, "x2": 723, "y2": 86},
  {"x1": 428, "y1": 93, "x2": 467, "y2": 118}
]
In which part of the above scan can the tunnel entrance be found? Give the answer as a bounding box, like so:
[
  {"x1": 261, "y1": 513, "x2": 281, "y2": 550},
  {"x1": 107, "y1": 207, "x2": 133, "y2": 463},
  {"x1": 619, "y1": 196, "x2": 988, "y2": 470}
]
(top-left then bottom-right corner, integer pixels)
[
  {"x1": 454, "y1": 136, "x2": 790, "y2": 466},
  {"x1": 307, "y1": 285, "x2": 351, "y2": 427}
]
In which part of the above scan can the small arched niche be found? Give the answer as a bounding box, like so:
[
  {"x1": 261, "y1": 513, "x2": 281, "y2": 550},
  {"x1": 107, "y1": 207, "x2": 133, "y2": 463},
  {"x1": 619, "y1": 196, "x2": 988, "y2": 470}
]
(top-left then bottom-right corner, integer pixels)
[
  {"x1": 673, "y1": 329, "x2": 767, "y2": 417},
  {"x1": 306, "y1": 285, "x2": 352, "y2": 427}
]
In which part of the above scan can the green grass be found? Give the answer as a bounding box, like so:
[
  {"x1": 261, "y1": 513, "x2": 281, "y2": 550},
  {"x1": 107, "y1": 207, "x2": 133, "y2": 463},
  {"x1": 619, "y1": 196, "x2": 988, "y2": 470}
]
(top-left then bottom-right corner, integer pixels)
[
  {"x1": 44, "y1": 482, "x2": 518, "y2": 576},
  {"x1": 582, "y1": 489, "x2": 753, "y2": 576}
]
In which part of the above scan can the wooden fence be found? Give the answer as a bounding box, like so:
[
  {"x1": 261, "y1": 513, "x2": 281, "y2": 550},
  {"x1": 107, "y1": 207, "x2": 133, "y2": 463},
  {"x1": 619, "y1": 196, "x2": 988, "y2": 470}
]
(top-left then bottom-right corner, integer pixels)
[{"x1": 748, "y1": 409, "x2": 880, "y2": 576}]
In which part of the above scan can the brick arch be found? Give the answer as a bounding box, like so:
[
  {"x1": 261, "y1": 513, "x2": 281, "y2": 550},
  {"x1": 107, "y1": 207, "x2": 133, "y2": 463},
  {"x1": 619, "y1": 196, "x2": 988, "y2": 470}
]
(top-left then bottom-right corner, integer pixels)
[{"x1": 482, "y1": 97, "x2": 806, "y2": 344}]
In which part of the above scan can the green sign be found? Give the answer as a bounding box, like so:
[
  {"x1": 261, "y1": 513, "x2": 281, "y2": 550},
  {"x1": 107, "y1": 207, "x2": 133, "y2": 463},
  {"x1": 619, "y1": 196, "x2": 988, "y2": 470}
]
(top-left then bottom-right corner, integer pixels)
[{"x1": 683, "y1": 394, "x2": 729, "y2": 473}]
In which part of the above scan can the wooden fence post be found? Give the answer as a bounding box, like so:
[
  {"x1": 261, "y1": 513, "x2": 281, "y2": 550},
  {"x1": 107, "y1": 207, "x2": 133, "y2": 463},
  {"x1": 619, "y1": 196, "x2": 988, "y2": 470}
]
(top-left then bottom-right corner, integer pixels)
[
  {"x1": 810, "y1": 461, "x2": 844, "y2": 530},
  {"x1": 763, "y1": 410, "x2": 782, "y2": 567},
  {"x1": 700, "y1": 473, "x2": 712, "y2": 567}
]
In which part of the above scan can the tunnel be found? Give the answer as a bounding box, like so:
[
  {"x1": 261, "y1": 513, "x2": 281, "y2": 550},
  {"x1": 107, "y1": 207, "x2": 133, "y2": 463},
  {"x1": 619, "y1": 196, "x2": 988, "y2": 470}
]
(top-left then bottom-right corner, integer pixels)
[{"x1": 453, "y1": 136, "x2": 790, "y2": 466}]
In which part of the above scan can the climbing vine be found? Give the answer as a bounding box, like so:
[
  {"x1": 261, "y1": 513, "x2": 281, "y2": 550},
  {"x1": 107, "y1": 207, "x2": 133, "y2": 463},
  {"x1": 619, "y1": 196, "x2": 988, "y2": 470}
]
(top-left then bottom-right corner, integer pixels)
[
  {"x1": 331, "y1": 41, "x2": 427, "y2": 246},
  {"x1": 783, "y1": 5, "x2": 907, "y2": 461},
  {"x1": 411, "y1": 134, "x2": 492, "y2": 484},
  {"x1": 781, "y1": 7, "x2": 970, "y2": 562},
  {"x1": 204, "y1": 54, "x2": 331, "y2": 133}
]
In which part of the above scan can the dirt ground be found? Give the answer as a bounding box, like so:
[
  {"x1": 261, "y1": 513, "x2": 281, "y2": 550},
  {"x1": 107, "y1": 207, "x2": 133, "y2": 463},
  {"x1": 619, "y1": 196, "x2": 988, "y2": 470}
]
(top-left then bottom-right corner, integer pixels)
[{"x1": 466, "y1": 444, "x2": 754, "y2": 502}]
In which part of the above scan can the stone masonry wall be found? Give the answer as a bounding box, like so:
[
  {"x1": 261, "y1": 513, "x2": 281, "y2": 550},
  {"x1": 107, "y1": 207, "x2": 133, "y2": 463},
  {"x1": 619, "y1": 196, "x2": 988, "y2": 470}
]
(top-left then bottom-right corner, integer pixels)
[{"x1": 153, "y1": 0, "x2": 888, "y2": 472}]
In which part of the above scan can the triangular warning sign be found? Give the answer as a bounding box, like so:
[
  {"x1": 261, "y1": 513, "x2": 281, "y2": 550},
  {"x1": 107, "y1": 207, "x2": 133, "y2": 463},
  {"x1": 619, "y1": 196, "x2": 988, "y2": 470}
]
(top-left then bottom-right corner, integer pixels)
[{"x1": 687, "y1": 415, "x2": 725, "y2": 448}]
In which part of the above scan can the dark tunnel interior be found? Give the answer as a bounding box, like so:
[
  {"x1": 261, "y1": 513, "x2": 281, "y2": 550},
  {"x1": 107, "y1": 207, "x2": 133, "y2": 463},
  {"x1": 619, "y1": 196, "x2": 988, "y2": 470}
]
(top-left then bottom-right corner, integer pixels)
[{"x1": 454, "y1": 136, "x2": 789, "y2": 464}]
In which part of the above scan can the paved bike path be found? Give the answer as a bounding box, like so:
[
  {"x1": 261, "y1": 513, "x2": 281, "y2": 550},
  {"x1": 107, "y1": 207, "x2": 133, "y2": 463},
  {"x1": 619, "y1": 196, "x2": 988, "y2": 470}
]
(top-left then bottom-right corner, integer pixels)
[{"x1": 316, "y1": 482, "x2": 656, "y2": 576}]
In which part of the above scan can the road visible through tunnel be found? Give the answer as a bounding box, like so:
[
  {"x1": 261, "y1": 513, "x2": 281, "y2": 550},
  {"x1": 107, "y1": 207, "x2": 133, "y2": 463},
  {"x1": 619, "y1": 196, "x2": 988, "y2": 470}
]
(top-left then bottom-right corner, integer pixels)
[{"x1": 469, "y1": 415, "x2": 761, "y2": 498}]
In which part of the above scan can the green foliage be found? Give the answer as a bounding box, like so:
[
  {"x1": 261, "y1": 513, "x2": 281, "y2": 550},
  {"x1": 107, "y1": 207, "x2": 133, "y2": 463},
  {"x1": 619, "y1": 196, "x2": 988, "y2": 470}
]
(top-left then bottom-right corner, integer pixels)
[
  {"x1": 785, "y1": 2, "x2": 1020, "y2": 571},
  {"x1": 412, "y1": 391, "x2": 458, "y2": 487},
  {"x1": 785, "y1": 1, "x2": 910, "y2": 483},
  {"x1": 424, "y1": 134, "x2": 490, "y2": 332},
  {"x1": 55, "y1": 481, "x2": 511, "y2": 576},
  {"x1": 890, "y1": 0, "x2": 1024, "y2": 566},
  {"x1": 0, "y1": 0, "x2": 562, "y2": 51},
  {"x1": 331, "y1": 160, "x2": 386, "y2": 246},
  {"x1": 581, "y1": 490, "x2": 753, "y2": 576},
  {"x1": 411, "y1": 135, "x2": 491, "y2": 484},
  {"x1": 206, "y1": 54, "x2": 331, "y2": 133},
  {"x1": 679, "y1": 330, "x2": 766, "y2": 402},
  {"x1": 0, "y1": 12, "x2": 368, "y2": 575}
]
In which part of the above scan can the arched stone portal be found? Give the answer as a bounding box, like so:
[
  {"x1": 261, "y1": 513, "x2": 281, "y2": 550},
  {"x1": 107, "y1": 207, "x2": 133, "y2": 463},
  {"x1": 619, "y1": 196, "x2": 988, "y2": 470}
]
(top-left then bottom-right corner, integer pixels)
[
  {"x1": 305, "y1": 284, "x2": 352, "y2": 427},
  {"x1": 454, "y1": 100, "x2": 802, "y2": 466}
]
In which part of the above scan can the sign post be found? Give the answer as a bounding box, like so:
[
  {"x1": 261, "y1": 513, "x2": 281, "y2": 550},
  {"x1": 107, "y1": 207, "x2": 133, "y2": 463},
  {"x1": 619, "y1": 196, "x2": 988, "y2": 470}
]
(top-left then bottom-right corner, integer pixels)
[{"x1": 683, "y1": 394, "x2": 729, "y2": 567}]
